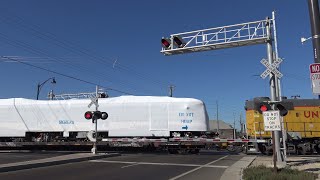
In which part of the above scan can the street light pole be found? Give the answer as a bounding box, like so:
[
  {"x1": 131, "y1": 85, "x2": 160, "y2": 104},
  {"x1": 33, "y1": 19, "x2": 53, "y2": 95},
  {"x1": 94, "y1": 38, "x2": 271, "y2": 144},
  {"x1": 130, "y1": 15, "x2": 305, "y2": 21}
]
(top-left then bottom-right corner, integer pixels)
[
  {"x1": 36, "y1": 77, "x2": 56, "y2": 100},
  {"x1": 308, "y1": 0, "x2": 320, "y2": 63}
]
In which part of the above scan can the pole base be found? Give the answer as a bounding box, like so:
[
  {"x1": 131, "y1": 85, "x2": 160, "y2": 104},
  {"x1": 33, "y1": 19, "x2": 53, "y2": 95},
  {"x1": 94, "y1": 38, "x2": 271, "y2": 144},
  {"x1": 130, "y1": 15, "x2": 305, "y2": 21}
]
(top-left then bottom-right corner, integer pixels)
[{"x1": 91, "y1": 147, "x2": 97, "y2": 155}]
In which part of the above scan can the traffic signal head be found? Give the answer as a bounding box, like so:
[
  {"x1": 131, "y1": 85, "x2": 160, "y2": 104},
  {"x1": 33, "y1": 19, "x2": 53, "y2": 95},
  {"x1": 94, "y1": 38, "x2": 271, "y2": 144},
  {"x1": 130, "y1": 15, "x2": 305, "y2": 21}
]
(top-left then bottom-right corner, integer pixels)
[
  {"x1": 173, "y1": 36, "x2": 185, "y2": 48},
  {"x1": 84, "y1": 111, "x2": 93, "y2": 120},
  {"x1": 161, "y1": 38, "x2": 171, "y2": 49}
]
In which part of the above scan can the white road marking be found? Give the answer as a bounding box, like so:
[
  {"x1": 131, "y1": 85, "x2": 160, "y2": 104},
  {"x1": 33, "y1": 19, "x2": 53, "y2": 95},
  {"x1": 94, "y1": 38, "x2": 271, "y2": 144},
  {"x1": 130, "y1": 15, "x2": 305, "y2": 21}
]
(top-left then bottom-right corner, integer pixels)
[
  {"x1": 121, "y1": 163, "x2": 140, "y2": 168},
  {"x1": 168, "y1": 155, "x2": 229, "y2": 180},
  {"x1": 89, "y1": 160, "x2": 228, "y2": 168}
]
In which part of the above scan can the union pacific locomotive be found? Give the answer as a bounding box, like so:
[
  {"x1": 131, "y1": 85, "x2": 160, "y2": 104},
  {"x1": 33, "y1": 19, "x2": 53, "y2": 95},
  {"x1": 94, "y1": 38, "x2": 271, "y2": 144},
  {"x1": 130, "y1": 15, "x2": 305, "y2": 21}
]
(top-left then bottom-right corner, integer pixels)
[{"x1": 245, "y1": 97, "x2": 320, "y2": 155}]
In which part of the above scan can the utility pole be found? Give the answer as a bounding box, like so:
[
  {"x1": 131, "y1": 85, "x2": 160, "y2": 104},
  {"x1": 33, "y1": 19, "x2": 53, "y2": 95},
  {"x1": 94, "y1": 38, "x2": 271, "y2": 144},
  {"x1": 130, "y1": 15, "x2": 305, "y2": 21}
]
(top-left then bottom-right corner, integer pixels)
[
  {"x1": 239, "y1": 113, "x2": 243, "y2": 135},
  {"x1": 233, "y1": 112, "x2": 236, "y2": 139},
  {"x1": 48, "y1": 90, "x2": 55, "y2": 100},
  {"x1": 216, "y1": 100, "x2": 220, "y2": 135},
  {"x1": 169, "y1": 85, "x2": 175, "y2": 97}
]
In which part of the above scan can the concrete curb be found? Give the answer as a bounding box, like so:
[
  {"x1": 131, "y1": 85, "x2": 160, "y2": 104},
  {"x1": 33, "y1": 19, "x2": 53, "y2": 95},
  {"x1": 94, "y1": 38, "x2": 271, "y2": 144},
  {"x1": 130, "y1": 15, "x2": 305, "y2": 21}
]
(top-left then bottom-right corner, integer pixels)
[
  {"x1": 0, "y1": 153, "x2": 120, "y2": 173},
  {"x1": 220, "y1": 156, "x2": 256, "y2": 180}
]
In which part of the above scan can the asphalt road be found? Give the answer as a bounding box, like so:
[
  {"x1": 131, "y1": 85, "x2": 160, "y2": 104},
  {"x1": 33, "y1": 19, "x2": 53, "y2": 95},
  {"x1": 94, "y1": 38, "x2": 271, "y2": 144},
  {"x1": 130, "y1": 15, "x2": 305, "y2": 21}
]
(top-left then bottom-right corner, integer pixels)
[
  {"x1": 0, "y1": 151, "x2": 245, "y2": 180},
  {"x1": 0, "y1": 151, "x2": 72, "y2": 164}
]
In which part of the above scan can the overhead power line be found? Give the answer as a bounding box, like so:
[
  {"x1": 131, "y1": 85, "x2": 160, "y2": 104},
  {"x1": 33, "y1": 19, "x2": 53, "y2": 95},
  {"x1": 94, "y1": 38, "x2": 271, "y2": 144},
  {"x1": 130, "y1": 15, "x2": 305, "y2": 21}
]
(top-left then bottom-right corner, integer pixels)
[
  {"x1": 0, "y1": 11, "x2": 173, "y2": 89},
  {"x1": 0, "y1": 30, "x2": 157, "y2": 95},
  {"x1": 1, "y1": 56, "x2": 132, "y2": 95}
]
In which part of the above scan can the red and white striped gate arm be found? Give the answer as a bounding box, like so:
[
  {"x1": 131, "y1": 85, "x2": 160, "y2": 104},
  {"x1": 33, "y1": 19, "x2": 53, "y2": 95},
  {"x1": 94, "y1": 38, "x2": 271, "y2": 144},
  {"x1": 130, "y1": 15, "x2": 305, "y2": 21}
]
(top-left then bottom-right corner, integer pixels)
[
  {"x1": 101, "y1": 138, "x2": 266, "y2": 143},
  {"x1": 102, "y1": 138, "x2": 168, "y2": 142},
  {"x1": 169, "y1": 138, "x2": 266, "y2": 143}
]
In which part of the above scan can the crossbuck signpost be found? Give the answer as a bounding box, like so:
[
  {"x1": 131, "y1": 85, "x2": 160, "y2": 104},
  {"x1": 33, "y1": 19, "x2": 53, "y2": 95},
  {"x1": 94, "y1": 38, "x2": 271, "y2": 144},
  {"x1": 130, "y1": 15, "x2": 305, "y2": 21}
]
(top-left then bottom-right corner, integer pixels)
[
  {"x1": 160, "y1": 11, "x2": 285, "y2": 169},
  {"x1": 87, "y1": 86, "x2": 99, "y2": 154}
]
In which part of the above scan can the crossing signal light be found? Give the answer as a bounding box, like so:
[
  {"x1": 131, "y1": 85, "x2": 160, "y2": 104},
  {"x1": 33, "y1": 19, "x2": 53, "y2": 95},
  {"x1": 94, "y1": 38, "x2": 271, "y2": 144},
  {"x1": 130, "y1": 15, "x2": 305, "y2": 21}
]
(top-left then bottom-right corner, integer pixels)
[
  {"x1": 253, "y1": 97, "x2": 290, "y2": 117},
  {"x1": 161, "y1": 36, "x2": 186, "y2": 50},
  {"x1": 84, "y1": 111, "x2": 109, "y2": 122},
  {"x1": 256, "y1": 102, "x2": 288, "y2": 117},
  {"x1": 101, "y1": 112, "x2": 108, "y2": 120},
  {"x1": 258, "y1": 103, "x2": 271, "y2": 114},
  {"x1": 161, "y1": 38, "x2": 171, "y2": 49},
  {"x1": 173, "y1": 36, "x2": 185, "y2": 48},
  {"x1": 93, "y1": 111, "x2": 102, "y2": 119},
  {"x1": 84, "y1": 111, "x2": 93, "y2": 120},
  {"x1": 276, "y1": 103, "x2": 288, "y2": 116}
]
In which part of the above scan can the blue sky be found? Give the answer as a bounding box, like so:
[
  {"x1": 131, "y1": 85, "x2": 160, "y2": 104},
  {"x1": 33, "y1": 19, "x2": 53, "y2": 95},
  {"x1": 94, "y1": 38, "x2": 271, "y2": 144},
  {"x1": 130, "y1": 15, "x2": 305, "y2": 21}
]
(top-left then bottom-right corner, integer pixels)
[{"x1": 0, "y1": 0, "x2": 316, "y2": 126}]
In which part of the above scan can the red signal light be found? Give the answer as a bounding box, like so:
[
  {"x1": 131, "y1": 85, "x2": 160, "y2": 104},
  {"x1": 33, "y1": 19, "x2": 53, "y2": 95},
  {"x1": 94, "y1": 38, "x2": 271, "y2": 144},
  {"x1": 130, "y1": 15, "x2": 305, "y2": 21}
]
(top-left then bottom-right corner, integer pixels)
[
  {"x1": 161, "y1": 38, "x2": 171, "y2": 49},
  {"x1": 257, "y1": 102, "x2": 271, "y2": 114},
  {"x1": 84, "y1": 111, "x2": 93, "y2": 120},
  {"x1": 260, "y1": 105, "x2": 268, "y2": 112}
]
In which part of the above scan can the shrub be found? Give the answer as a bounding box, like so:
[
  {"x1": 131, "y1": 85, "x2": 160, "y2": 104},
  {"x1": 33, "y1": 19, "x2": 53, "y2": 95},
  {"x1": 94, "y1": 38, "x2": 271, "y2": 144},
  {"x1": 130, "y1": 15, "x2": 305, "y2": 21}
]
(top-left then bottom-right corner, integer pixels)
[{"x1": 243, "y1": 165, "x2": 317, "y2": 180}]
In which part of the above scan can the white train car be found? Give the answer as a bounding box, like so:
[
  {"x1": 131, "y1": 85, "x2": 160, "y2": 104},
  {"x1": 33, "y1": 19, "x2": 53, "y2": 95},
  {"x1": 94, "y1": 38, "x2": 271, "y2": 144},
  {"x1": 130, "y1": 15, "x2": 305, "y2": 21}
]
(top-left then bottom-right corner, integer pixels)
[{"x1": 0, "y1": 96, "x2": 209, "y2": 141}]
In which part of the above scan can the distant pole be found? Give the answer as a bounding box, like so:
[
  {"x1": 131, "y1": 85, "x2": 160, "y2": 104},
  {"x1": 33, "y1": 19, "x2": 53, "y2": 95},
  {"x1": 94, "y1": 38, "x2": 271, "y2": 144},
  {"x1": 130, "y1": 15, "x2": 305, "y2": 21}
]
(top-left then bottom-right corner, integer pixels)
[
  {"x1": 169, "y1": 85, "x2": 175, "y2": 97},
  {"x1": 216, "y1": 101, "x2": 220, "y2": 135},
  {"x1": 233, "y1": 113, "x2": 236, "y2": 139},
  {"x1": 239, "y1": 113, "x2": 243, "y2": 134},
  {"x1": 308, "y1": 0, "x2": 320, "y2": 63},
  {"x1": 48, "y1": 90, "x2": 54, "y2": 100}
]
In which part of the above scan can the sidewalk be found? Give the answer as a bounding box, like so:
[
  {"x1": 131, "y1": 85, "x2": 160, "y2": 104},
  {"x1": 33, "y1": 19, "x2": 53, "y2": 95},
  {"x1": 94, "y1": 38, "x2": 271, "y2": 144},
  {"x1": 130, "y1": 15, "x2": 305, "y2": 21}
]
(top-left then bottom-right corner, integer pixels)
[
  {"x1": 220, "y1": 156, "x2": 257, "y2": 180},
  {"x1": 0, "y1": 152, "x2": 120, "y2": 173}
]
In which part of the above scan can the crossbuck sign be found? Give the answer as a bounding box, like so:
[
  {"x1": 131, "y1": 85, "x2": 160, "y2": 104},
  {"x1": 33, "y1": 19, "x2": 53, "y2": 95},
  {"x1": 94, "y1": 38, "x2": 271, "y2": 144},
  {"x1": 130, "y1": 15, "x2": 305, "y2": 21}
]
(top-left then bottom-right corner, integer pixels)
[
  {"x1": 88, "y1": 97, "x2": 99, "y2": 108},
  {"x1": 260, "y1": 58, "x2": 283, "y2": 79}
]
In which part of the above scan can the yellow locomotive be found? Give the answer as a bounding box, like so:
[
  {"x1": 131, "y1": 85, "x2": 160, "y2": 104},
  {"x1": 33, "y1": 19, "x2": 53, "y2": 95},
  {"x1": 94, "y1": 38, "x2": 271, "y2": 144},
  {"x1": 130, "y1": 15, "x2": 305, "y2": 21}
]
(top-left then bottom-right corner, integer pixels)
[{"x1": 245, "y1": 97, "x2": 320, "y2": 155}]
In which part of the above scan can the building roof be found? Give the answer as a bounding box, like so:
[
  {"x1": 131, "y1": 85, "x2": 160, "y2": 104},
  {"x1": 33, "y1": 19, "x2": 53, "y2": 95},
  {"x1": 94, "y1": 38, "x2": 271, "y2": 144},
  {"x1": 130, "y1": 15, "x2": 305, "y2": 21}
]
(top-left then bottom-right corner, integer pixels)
[{"x1": 208, "y1": 120, "x2": 233, "y2": 131}]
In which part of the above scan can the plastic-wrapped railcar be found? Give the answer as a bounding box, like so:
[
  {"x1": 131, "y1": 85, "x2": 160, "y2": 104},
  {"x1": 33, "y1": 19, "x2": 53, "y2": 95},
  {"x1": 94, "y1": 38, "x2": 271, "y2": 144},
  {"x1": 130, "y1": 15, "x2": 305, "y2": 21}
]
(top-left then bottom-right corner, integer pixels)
[{"x1": 0, "y1": 96, "x2": 209, "y2": 142}]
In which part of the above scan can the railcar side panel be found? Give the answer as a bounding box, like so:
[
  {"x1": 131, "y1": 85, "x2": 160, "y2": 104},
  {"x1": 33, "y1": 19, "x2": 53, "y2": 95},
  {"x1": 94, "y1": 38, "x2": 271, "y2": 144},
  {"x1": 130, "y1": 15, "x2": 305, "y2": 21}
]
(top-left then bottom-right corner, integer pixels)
[{"x1": 0, "y1": 96, "x2": 209, "y2": 138}]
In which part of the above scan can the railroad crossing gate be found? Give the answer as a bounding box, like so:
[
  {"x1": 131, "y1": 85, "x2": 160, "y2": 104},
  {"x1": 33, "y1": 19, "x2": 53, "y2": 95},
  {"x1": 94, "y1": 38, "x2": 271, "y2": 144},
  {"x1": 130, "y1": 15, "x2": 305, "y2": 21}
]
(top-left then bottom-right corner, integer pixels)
[{"x1": 310, "y1": 63, "x2": 320, "y2": 94}]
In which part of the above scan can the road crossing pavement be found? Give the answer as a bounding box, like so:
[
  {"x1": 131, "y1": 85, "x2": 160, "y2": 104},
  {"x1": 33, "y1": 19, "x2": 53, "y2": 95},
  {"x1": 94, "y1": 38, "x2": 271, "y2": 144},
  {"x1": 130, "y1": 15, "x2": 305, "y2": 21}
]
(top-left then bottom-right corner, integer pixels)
[{"x1": 0, "y1": 151, "x2": 253, "y2": 180}]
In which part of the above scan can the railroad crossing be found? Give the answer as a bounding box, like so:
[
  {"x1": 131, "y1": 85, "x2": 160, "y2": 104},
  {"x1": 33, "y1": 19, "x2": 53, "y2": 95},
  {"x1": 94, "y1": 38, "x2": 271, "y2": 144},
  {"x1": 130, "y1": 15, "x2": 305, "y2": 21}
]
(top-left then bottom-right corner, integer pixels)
[{"x1": 160, "y1": 11, "x2": 285, "y2": 167}]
